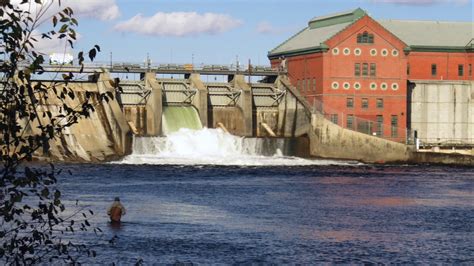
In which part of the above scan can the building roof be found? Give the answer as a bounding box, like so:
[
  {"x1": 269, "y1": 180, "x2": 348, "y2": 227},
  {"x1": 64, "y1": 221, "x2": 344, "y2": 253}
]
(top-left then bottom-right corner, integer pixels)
[
  {"x1": 269, "y1": 8, "x2": 365, "y2": 57},
  {"x1": 269, "y1": 22, "x2": 352, "y2": 57},
  {"x1": 268, "y1": 9, "x2": 474, "y2": 58},
  {"x1": 379, "y1": 20, "x2": 474, "y2": 49}
]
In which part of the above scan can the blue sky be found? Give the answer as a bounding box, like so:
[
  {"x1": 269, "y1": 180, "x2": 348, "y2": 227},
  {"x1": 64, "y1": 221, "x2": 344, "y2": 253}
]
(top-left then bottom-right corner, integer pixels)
[{"x1": 35, "y1": 0, "x2": 473, "y2": 66}]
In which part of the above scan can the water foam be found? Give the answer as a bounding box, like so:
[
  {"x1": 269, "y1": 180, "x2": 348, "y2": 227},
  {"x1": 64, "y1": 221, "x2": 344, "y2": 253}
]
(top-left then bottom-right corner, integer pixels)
[{"x1": 117, "y1": 128, "x2": 353, "y2": 166}]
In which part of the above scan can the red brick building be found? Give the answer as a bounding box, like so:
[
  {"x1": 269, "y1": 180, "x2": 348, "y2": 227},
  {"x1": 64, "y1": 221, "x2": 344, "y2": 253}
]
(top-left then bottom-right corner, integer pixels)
[{"x1": 268, "y1": 8, "x2": 473, "y2": 142}]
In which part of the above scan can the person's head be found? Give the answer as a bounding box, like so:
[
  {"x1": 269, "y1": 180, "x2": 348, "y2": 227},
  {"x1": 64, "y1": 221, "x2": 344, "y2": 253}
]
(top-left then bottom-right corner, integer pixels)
[{"x1": 114, "y1": 197, "x2": 120, "y2": 202}]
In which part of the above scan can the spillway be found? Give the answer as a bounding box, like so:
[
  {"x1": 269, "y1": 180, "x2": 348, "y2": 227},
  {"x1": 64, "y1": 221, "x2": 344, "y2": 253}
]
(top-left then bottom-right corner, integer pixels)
[
  {"x1": 118, "y1": 128, "x2": 352, "y2": 166},
  {"x1": 162, "y1": 106, "x2": 202, "y2": 135}
]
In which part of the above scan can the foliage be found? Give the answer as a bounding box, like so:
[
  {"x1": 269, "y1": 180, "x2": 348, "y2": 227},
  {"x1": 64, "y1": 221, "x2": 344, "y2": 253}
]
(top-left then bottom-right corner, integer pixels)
[{"x1": 0, "y1": 0, "x2": 113, "y2": 263}]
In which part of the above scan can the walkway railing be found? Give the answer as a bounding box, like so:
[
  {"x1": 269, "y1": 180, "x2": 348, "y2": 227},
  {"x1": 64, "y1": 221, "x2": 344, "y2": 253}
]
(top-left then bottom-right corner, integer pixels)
[{"x1": 307, "y1": 96, "x2": 412, "y2": 144}]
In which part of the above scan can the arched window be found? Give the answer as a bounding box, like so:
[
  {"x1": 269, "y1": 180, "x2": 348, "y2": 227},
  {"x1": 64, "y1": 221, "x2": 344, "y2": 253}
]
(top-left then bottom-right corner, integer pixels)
[{"x1": 357, "y1": 31, "x2": 374, "y2": 44}]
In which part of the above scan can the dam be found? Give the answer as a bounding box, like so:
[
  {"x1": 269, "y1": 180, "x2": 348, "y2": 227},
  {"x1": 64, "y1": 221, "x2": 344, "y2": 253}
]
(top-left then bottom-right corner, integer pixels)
[{"x1": 31, "y1": 65, "x2": 473, "y2": 165}]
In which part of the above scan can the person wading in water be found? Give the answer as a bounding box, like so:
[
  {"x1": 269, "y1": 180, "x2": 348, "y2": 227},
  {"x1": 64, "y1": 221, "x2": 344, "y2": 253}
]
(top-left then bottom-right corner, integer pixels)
[{"x1": 107, "y1": 197, "x2": 126, "y2": 223}]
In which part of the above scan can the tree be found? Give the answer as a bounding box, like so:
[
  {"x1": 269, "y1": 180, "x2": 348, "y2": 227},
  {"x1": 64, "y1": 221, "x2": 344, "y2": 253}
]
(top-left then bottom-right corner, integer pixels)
[{"x1": 0, "y1": 0, "x2": 114, "y2": 263}]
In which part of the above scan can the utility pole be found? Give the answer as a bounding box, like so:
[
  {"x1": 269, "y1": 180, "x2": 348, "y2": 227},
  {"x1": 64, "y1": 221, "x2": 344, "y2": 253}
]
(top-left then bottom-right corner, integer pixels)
[
  {"x1": 236, "y1": 55, "x2": 240, "y2": 72},
  {"x1": 248, "y1": 59, "x2": 251, "y2": 83},
  {"x1": 146, "y1": 53, "x2": 151, "y2": 71},
  {"x1": 109, "y1": 52, "x2": 112, "y2": 70}
]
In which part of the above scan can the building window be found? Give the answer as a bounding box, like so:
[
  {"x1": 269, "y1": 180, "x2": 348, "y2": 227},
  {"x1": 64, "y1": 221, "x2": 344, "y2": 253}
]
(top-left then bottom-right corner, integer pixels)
[
  {"x1": 306, "y1": 79, "x2": 311, "y2": 92},
  {"x1": 370, "y1": 63, "x2": 376, "y2": 77},
  {"x1": 331, "y1": 82, "x2": 339, "y2": 90},
  {"x1": 347, "y1": 115, "x2": 354, "y2": 129},
  {"x1": 381, "y1": 49, "x2": 388, "y2": 56},
  {"x1": 332, "y1": 48, "x2": 339, "y2": 55},
  {"x1": 343, "y1": 82, "x2": 350, "y2": 90},
  {"x1": 370, "y1": 82, "x2": 377, "y2": 90},
  {"x1": 362, "y1": 63, "x2": 368, "y2": 76},
  {"x1": 354, "y1": 48, "x2": 362, "y2": 56},
  {"x1": 458, "y1": 64, "x2": 464, "y2": 76},
  {"x1": 354, "y1": 82, "x2": 361, "y2": 90},
  {"x1": 407, "y1": 63, "x2": 410, "y2": 75},
  {"x1": 391, "y1": 83, "x2": 399, "y2": 91},
  {"x1": 347, "y1": 98, "x2": 354, "y2": 108},
  {"x1": 391, "y1": 115, "x2": 398, "y2": 138},
  {"x1": 312, "y1": 78, "x2": 316, "y2": 91},
  {"x1": 376, "y1": 98, "x2": 384, "y2": 108},
  {"x1": 361, "y1": 98, "x2": 368, "y2": 109},
  {"x1": 343, "y1": 48, "x2": 350, "y2": 55},
  {"x1": 469, "y1": 64, "x2": 472, "y2": 77},
  {"x1": 355, "y1": 63, "x2": 361, "y2": 76},
  {"x1": 376, "y1": 115, "x2": 383, "y2": 137},
  {"x1": 370, "y1": 49, "x2": 377, "y2": 56},
  {"x1": 381, "y1": 82, "x2": 388, "y2": 90},
  {"x1": 392, "y1": 49, "x2": 399, "y2": 56},
  {"x1": 330, "y1": 114, "x2": 338, "y2": 124},
  {"x1": 357, "y1": 31, "x2": 374, "y2": 44},
  {"x1": 431, "y1": 64, "x2": 437, "y2": 76}
]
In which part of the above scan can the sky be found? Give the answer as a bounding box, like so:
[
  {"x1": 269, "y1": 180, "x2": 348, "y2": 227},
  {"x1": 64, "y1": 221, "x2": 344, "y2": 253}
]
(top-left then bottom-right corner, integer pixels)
[{"x1": 29, "y1": 0, "x2": 474, "y2": 66}]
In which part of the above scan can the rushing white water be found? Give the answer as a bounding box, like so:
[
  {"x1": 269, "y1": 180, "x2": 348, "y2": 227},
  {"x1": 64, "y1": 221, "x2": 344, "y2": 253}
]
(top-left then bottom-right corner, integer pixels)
[{"x1": 117, "y1": 128, "x2": 355, "y2": 166}]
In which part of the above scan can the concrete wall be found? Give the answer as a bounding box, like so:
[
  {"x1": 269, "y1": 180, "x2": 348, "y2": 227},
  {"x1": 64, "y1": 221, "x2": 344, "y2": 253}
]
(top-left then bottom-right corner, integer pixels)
[
  {"x1": 30, "y1": 73, "x2": 132, "y2": 162},
  {"x1": 309, "y1": 113, "x2": 410, "y2": 163},
  {"x1": 145, "y1": 73, "x2": 162, "y2": 136},
  {"x1": 410, "y1": 80, "x2": 473, "y2": 146}
]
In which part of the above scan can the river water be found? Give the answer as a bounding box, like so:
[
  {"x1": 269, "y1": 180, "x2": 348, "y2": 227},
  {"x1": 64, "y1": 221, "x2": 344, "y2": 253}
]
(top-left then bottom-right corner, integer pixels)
[{"x1": 53, "y1": 129, "x2": 474, "y2": 264}]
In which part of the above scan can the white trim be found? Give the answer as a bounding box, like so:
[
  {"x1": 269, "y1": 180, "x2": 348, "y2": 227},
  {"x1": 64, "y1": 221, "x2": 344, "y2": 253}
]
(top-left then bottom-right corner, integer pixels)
[
  {"x1": 381, "y1": 49, "x2": 388, "y2": 57},
  {"x1": 343, "y1": 48, "x2": 350, "y2": 55},
  {"x1": 370, "y1": 82, "x2": 377, "y2": 90},
  {"x1": 332, "y1": 48, "x2": 339, "y2": 55},
  {"x1": 391, "y1": 82, "x2": 399, "y2": 90},
  {"x1": 381, "y1": 82, "x2": 388, "y2": 90},
  {"x1": 370, "y1": 48, "x2": 377, "y2": 56},
  {"x1": 331, "y1": 82, "x2": 339, "y2": 90},
  {"x1": 353, "y1": 82, "x2": 361, "y2": 90},
  {"x1": 392, "y1": 49, "x2": 399, "y2": 57},
  {"x1": 354, "y1": 48, "x2": 361, "y2": 56},
  {"x1": 343, "y1": 82, "x2": 350, "y2": 90}
]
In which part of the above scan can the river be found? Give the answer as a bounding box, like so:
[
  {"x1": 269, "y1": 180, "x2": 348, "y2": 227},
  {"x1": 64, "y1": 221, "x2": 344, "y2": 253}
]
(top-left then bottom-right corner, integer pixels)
[
  {"x1": 46, "y1": 129, "x2": 474, "y2": 263},
  {"x1": 56, "y1": 162, "x2": 474, "y2": 264}
]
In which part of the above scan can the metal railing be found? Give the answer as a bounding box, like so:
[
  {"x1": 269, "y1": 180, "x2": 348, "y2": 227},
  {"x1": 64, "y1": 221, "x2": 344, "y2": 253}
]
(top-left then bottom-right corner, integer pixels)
[{"x1": 309, "y1": 96, "x2": 411, "y2": 144}]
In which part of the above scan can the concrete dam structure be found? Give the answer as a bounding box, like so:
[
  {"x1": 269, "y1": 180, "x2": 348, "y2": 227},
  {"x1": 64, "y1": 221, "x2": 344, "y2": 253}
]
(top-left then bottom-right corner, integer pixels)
[
  {"x1": 116, "y1": 72, "x2": 410, "y2": 163},
  {"x1": 32, "y1": 67, "x2": 473, "y2": 164},
  {"x1": 121, "y1": 73, "x2": 310, "y2": 139}
]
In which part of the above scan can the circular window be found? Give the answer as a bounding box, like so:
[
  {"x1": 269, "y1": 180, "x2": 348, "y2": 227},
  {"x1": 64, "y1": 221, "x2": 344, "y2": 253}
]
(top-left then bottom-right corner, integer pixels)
[
  {"x1": 381, "y1": 49, "x2": 388, "y2": 56},
  {"x1": 343, "y1": 48, "x2": 350, "y2": 55},
  {"x1": 354, "y1": 82, "x2": 361, "y2": 90},
  {"x1": 331, "y1": 82, "x2": 339, "y2": 90},
  {"x1": 381, "y1": 82, "x2": 388, "y2": 90},
  {"x1": 370, "y1": 49, "x2": 377, "y2": 56},
  {"x1": 391, "y1": 83, "x2": 399, "y2": 90},
  {"x1": 392, "y1": 49, "x2": 399, "y2": 56},
  {"x1": 332, "y1": 48, "x2": 339, "y2": 55},
  {"x1": 370, "y1": 82, "x2": 377, "y2": 90},
  {"x1": 343, "y1": 82, "x2": 350, "y2": 90},
  {"x1": 354, "y1": 48, "x2": 361, "y2": 56}
]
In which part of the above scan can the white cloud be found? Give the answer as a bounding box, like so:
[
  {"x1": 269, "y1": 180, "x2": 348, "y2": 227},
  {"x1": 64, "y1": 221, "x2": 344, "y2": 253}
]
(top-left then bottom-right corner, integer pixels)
[
  {"x1": 372, "y1": 0, "x2": 470, "y2": 5},
  {"x1": 66, "y1": 0, "x2": 120, "y2": 21},
  {"x1": 256, "y1": 21, "x2": 286, "y2": 35},
  {"x1": 114, "y1": 12, "x2": 242, "y2": 37},
  {"x1": 11, "y1": 0, "x2": 120, "y2": 21}
]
